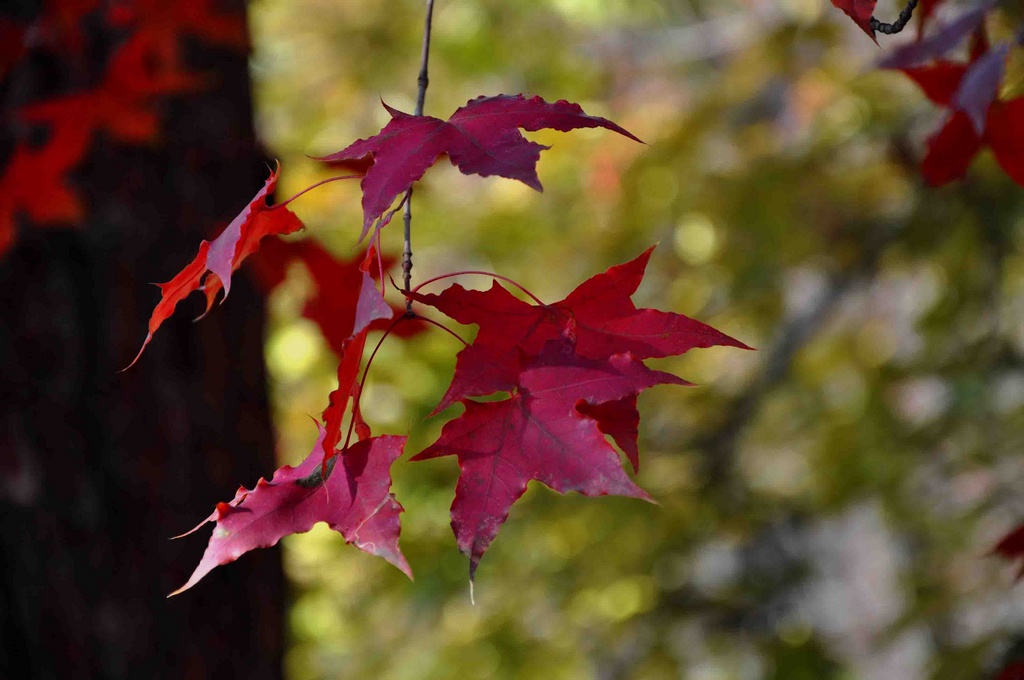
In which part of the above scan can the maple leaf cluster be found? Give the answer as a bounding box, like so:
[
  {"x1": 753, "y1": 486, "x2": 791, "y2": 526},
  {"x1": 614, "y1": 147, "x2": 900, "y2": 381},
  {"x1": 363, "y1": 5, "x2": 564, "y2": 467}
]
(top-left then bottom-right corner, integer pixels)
[{"x1": 134, "y1": 93, "x2": 749, "y2": 592}]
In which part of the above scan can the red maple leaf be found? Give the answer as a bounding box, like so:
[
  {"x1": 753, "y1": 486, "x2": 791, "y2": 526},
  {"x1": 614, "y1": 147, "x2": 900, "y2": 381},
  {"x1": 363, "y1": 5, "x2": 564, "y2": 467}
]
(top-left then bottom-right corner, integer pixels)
[
  {"x1": 127, "y1": 165, "x2": 305, "y2": 367},
  {"x1": 994, "y1": 524, "x2": 1024, "y2": 579},
  {"x1": 895, "y1": 27, "x2": 1024, "y2": 188},
  {"x1": 831, "y1": 0, "x2": 877, "y2": 40},
  {"x1": 170, "y1": 425, "x2": 411, "y2": 595},
  {"x1": 317, "y1": 94, "x2": 642, "y2": 238},
  {"x1": 408, "y1": 246, "x2": 749, "y2": 415},
  {"x1": 412, "y1": 339, "x2": 688, "y2": 576}
]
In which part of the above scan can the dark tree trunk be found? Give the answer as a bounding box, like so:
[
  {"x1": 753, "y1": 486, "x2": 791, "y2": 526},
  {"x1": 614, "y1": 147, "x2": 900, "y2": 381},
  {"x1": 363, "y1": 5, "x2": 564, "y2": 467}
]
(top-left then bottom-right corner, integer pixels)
[{"x1": 0, "y1": 4, "x2": 285, "y2": 679}]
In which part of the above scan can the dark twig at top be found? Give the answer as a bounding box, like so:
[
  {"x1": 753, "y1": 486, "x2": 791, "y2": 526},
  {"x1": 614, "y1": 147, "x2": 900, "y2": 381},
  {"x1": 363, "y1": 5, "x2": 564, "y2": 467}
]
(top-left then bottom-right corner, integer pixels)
[
  {"x1": 871, "y1": 0, "x2": 919, "y2": 35},
  {"x1": 403, "y1": 0, "x2": 436, "y2": 310}
]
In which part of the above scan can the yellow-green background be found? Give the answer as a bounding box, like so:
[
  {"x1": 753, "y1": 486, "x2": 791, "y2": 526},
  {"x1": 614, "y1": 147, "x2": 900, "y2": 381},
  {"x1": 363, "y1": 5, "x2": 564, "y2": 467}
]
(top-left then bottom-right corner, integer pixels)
[{"x1": 247, "y1": 0, "x2": 1024, "y2": 677}]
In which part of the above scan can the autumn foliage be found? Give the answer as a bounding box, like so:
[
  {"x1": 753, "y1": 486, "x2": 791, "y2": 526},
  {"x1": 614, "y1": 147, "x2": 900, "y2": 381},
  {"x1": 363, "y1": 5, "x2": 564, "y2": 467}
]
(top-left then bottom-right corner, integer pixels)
[
  {"x1": 112, "y1": 85, "x2": 748, "y2": 589},
  {"x1": 3, "y1": 4, "x2": 1022, "y2": 674}
]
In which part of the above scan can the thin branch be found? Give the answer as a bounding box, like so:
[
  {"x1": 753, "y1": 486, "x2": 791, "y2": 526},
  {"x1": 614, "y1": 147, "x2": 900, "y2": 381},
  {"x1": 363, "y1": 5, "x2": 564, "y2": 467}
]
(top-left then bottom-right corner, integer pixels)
[
  {"x1": 414, "y1": 0, "x2": 435, "y2": 116},
  {"x1": 871, "y1": 0, "x2": 919, "y2": 36},
  {"x1": 403, "y1": 0, "x2": 437, "y2": 311}
]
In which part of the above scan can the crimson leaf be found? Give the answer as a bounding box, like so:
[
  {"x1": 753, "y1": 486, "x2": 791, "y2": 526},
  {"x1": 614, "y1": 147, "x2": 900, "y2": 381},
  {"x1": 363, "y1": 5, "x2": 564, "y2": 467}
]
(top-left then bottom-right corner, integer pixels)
[
  {"x1": 412, "y1": 339, "x2": 687, "y2": 577},
  {"x1": 318, "y1": 94, "x2": 642, "y2": 238},
  {"x1": 409, "y1": 246, "x2": 749, "y2": 415}
]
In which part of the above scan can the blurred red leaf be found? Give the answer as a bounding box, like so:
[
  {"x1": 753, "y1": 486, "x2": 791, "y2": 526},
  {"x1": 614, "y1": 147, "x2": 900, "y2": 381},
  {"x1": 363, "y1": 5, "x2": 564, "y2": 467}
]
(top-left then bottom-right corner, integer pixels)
[
  {"x1": 0, "y1": 125, "x2": 88, "y2": 256},
  {"x1": 0, "y1": 19, "x2": 26, "y2": 80},
  {"x1": 998, "y1": 661, "x2": 1024, "y2": 680},
  {"x1": 20, "y1": 34, "x2": 204, "y2": 148},
  {"x1": 107, "y1": 0, "x2": 247, "y2": 68},
  {"x1": 994, "y1": 524, "x2": 1024, "y2": 579},
  {"x1": 898, "y1": 37, "x2": 1024, "y2": 187},
  {"x1": 249, "y1": 239, "x2": 415, "y2": 356}
]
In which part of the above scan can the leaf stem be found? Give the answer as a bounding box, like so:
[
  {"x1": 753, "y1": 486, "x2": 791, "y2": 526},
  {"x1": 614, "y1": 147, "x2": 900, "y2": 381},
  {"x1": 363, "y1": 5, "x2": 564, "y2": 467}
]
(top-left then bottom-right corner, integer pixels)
[
  {"x1": 411, "y1": 271, "x2": 546, "y2": 306},
  {"x1": 343, "y1": 316, "x2": 409, "y2": 451},
  {"x1": 871, "y1": 0, "x2": 918, "y2": 36},
  {"x1": 416, "y1": 315, "x2": 470, "y2": 347},
  {"x1": 272, "y1": 174, "x2": 362, "y2": 210},
  {"x1": 403, "y1": 0, "x2": 437, "y2": 311}
]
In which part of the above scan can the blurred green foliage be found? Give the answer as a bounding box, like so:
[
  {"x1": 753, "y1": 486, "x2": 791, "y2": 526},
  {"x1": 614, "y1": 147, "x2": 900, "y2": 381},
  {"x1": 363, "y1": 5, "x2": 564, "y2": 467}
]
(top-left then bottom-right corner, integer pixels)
[{"x1": 247, "y1": 0, "x2": 1024, "y2": 677}]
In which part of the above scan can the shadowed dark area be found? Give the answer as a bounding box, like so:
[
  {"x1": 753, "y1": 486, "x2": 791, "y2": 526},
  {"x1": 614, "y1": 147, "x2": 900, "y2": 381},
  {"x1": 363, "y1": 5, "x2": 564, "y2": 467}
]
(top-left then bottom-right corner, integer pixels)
[{"x1": 0, "y1": 2, "x2": 284, "y2": 678}]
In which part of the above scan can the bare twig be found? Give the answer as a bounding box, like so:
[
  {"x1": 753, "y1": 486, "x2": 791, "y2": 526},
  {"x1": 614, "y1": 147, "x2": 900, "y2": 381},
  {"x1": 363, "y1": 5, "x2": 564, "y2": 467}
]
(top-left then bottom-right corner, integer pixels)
[
  {"x1": 871, "y1": 0, "x2": 919, "y2": 36},
  {"x1": 403, "y1": 0, "x2": 436, "y2": 311}
]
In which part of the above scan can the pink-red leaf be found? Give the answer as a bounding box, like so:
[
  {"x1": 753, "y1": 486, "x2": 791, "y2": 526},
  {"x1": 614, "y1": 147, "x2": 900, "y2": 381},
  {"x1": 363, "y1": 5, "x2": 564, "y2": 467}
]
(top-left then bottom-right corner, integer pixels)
[
  {"x1": 413, "y1": 340, "x2": 686, "y2": 576},
  {"x1": 170, "y1": 427, "x2": 410, "y2": 595},
  {"x1": 409, "y1": 246, "x2": 748, "y2": 414},
  {"x1": 318, "y1": 94, "x2": 641, "y2": 238},
  {"x1": 127, "y1": 165, "x2": 302, "y2": 367}
]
